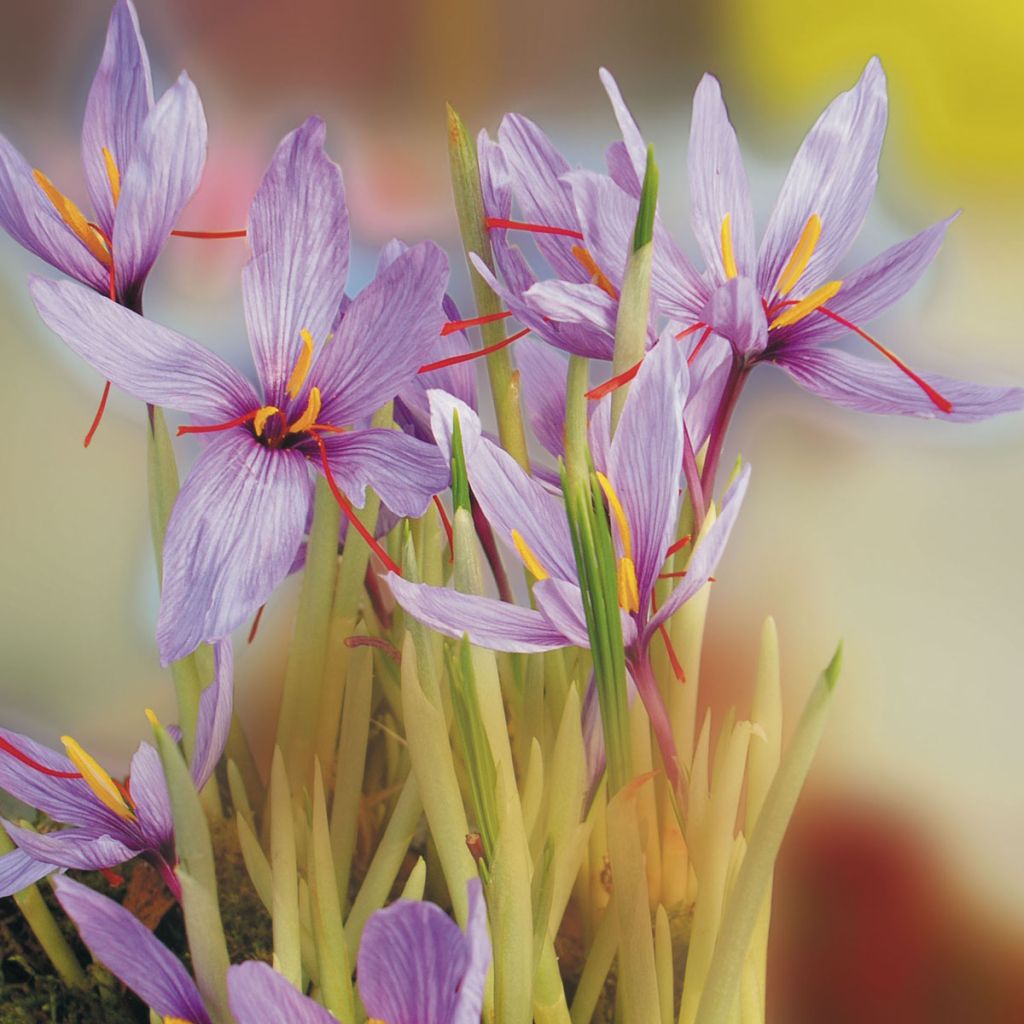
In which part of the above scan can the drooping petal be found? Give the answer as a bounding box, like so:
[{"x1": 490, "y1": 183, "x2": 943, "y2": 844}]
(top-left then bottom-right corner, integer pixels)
[
  {"x1": 156, "y1": 432, "x2": 311, "y2": 664},
  {"x1": 598, "y1": 69, "x2": 648, "y2": 192},
  {"x1": 774, "y1": 346, "x2": 1024, "y2": 421},
  {"x1": 524, "y1": 279, "x2": 619, "y2": 337},
  {"x1": 516, "y1": 336, "x2": 569, "y2": 459},
  {"x1": 532, "y1": 578, "x2": 591, "y2": 648},
  {"x1": 30, "y1": 276, "x2": 258, "y2": 417},
  {"x1": 228, "y1": 962, "x2": 336, "y2": 1024},
  {"x1": 358, "y1": 898, "x2": 467, "y2": 1024},
  {"x1": 3, "y1": 822, "x2": 136, "y2": 872},
  {"x1": 700, "y1": 276, "x2": 768, "y2": 358},
  {"x1": 112, "y1": 72, "x2": 207, "y2": 297},
  {"x1": 317, "y1": 427, "x2": 449, "y2": 518},
  {"x1": 0, "y1": 845, "x2": 56, "y2": 897},
  {"x1": 685, "y1": 336, "x2": 732, "y2": 451},
  {"x1": 189, "y1": 639, "x2": 234, "y2": 791},
  {"x1": 453, "y1": 878, "x2": 491, "y2": 1024},
  {"x1": 689, "y1": 74, "x2": 756, "y2": 283},
  {"x1": 81, "y1": 0, "x2": 153, "y2": 236},
  {"x1": 54, "y1": 876, "x2": 212, "y2": 1024},
  {"x1": 388, "y1": 575, "x2": 572, "y2": 654},
  {"x1": 243, "y1": 117, "x2": 349, "y2": 406},
  {"x1": 126, "y1": 741, "x2": 172, "y2": 849},
  {"x1": 758, "y1": 58, "x2": 888, "y2": 299},
  {"x1": 314, "y1": 241, "x2": 448, "y2": 425}
]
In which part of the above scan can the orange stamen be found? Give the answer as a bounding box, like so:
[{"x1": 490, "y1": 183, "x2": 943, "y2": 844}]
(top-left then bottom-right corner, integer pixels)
[
  {"x1": 586, "y1": 358, "x2": 642, "y2": 401},
  {"x1": 170, "y1": 229, "x2": 247, "y2": 239},
  {"x1": 433, "y1": 494, "x2": 454, "y2": 563},
  {"x1": 485, "y1": 217, "x2": 584, "y2": 240},
  {"x1": 0, "y1": 735, "x2": 81, "y2": 779},
  {"x1": 571, "y1": 245, "x2": 618, "y2": 298},
  {"x1": 441, "y1": 310, "x2": 513, "y2": 336},
  {"x1": 419, "y1": 327, "x2": 530, "y2": 374}
]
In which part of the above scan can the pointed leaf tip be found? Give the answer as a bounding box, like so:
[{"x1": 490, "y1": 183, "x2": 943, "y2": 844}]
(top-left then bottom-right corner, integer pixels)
[
  {"x1": 633, "y1": 144, "x2": 658, "y2": 252},
  {"x1": 824, "y1": 641, "x2": 843, "y2": 692}
]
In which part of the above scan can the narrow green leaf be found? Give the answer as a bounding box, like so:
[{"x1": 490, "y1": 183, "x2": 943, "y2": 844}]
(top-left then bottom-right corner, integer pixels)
[
  {"x1": 633, "y1": 145, "x2": 659, "y2": 252},
  {"x1": 451, "y1": 409, "x2": 471, "y2": 514},
  {"x1": 269, "y1": 746, "x2": 302, "y2": 988}
]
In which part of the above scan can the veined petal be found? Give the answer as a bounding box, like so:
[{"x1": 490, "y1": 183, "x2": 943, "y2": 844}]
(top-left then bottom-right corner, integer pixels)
[
  {"x1": 126, "y1": 742, "x2": 172, "y2": 849},
  {"x1": 532, "y1": 578, "x2": 591, "y2": 648},
  {"x1": 81, "y1": 0, "x2": 153, "y2": 236},
  {"x1": 0, "y1": 846, "x2": 56, "y2": 898},
  {"x1": 112, "y1": 72, "x2": 207, "y2": 296},
  {"x1": 524, "y1": 279, "x2": 619, "y2": 337},
  {"x1": 598, "y1": 69, "x2": 648, "y2": 192},
  {"x1": 388, "y1": 575, "x2": 572, "y2": 653},
  {"x1": 700, "y1": 276, "x2": 768, "y2": 358},
  {"x1": 54, "y1": 876, "x2": 212, "y2": 1024},
  {"x1": 774, "y1": 346, "x2": 1024, "y2": 421},
  {"x1": 189, "y1": 639, "x2": 234, "y2": 791},
  {"x1": 758, "y1": 58, "x2": 888, "y2": 299},
  {"x1": 516, "y1": 336, "x2": 569, "y2": 459},
  {"x1": 30, "y1": 276, "x2": 258, "y2": 417},
  {"x1": 453, "y1": 879, "x2": 491, "y2": 1024},
  {"x1": 3, "y1": 822, "x2": 136, "y2": 872},
  {"x1": 243, "y1": 117, "x2": 349, "y2": 406},
  {"x1": 689, "y1": 74, "x2": 756, "y2": 283},
  {"x1": 228, "y1": 962, "x2": 336, "y2": 1024},
  {"x1": 317, "y1": 427, "x2": 449, "y2": 518},
  {"x1": 156, "y1": 433, "x2": 311, "y2": 664},
  {"x1": 314, "y1": 241, "x2": 448, "y2": 425}
]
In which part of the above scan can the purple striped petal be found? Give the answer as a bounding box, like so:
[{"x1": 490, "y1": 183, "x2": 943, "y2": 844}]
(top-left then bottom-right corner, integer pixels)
[
  {"x1": 54, "y1": 876, "x2": 212, "y2": 1024},
  {"x1": 758, "y1": 58, "x2": 888, "y2": 299},
  {"x1": 228, "y1": 962, "x2": 336, "y2": 1024},
  {"x1": 126, "y1": 742, "x2": 172, "y2": 849},
  {"x1": 0, "y1": 847, "x2": 56, "y2": 898},
  {"x1": 81, "y1": 0, "x2": 153, "y2": 237},
  {"x1": 516, "y1": 336, "x2": 569, "y2": 458},
  {"x1": 689, "y1": 74, "x2": 756, "y2": 283},
  {"x1": 156, "y1": 432, "x2": 311, "y2": 664},
  {"x1": 3, "y1": 822, "x2": 135, "y2": 872},
  {"x1": 532, "y1": 578, "x2": 591, "y2": 648},
  {"x1": 700, "y1": 276, "x2": 768, "y2": 358},
  {"x1": 453, "y1": 878, "x2": 491, "y2": 1024},
  {"x1": 112, "y1": 72, "x2": 207, "y2": 297},
  {"x1": 190, "y1": 639, "x2": 234, "y2": 791},
  {"x1": 774, "y1": 346, "x2": 1024, "y2": 421},
  {"x1": 598, "y1": 69, "x2": 648, "y2": 192},
  {"x1": 524, "y1": 279, "x2": 618, "y2": 337},
  {"x1": 29, "y1": 276, "x2": 258, "y2": 417},
  {"x1": 243, "y1": 117, "x2": 348, "y2": 407}
]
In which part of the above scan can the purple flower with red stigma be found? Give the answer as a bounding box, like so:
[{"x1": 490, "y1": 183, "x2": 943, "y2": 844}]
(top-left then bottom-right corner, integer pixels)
[
  {"x1": 0, "y1": 641, "x2": 232, "y2": 899},
  {"x1": 31, "y1": 118, "x2": 450, "y2": 665}
]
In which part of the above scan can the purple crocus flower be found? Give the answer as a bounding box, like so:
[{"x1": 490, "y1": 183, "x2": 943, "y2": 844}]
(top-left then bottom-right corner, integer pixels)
[
  {"x1": 0, "y1": 0, "x2": 206, "y2": 313},
  {"x1": 388, "y1": 337, "x2": 749, "y2": 787},
  {"x1": 0, "y1": 641, "x2": 232, "y2": 899},
  {"x1": 30, "y1": 117, "x2": 450, "y2": 665}
]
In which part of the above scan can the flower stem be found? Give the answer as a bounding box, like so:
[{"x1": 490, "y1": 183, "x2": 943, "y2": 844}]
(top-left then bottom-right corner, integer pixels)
[{"x1": 697, "y1": 358, "x2": 748, "y2": 520}]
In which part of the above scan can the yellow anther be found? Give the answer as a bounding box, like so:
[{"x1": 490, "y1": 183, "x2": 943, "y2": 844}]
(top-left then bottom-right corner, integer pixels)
[
  {"x1": 286, "y1": 329, "x2": 315, "y2": 400},
  {"x1": 769, "y1": 280, "x2": 843, "y2": 330},
  {"x1": 720, "y1": 213, "x2": 738, "y2": 280},
  {"x1": 571, "y1": 245, "x2": 618, "y2": 299},
  {"x1": 164, "y1": 1018, "x2": 194, "y2": 1024},
  {"x1": 617, "y1": 557, "x2": 640, "y2": 614},
  {"x1": 511, "y1": 529, "x2": 549, "y2": 581},
  {"x1": 595, "y1": 472, "x2": 633, "y2": 560},
  {"x1": 253, "y1": 405, "x2": 280, "y2": 437},
  {"x1": 144, "y1": 708, "x2": 161, "y2": 729},
  {"x1": 101, "y1": 146, "x2": 121, "y2": 206},
  {"x1": 60, "y1": 736, "x2": 135, "y2": 821},
  {"x1": 33, "y1": 169, "x2": 112, "y2": 267},
  {"x1": 774, "y1": 213, "x2": 822, "y2": 298},
  {"x1": 288, "y1": 386, "x2": 321, "y2": 435}
]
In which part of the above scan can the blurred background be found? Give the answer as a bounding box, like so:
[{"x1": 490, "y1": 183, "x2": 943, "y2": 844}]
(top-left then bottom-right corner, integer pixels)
[{"x1": 1, "y1": 0, "x2": 1022, "y2": 1018}]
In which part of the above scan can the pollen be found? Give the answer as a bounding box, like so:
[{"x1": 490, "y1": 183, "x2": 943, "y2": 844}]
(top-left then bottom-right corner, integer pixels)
[
  {"x1": 511, "y1": 529, "x2": 549, "y2": 581},
  {"x1": 253, "y1": 405, "x2": 280, "y2": 437},
  {"x1": 286, "y1": 329, "x2": 315, "y2": 400},
  {"x1": 571, "y1": 245, "x2": 618, "y2": 298},
  {"x1": 101, "y1": 146, "x2": 121, "y2": 206},
  {"x1": 33, "y1": 169, "x2": 112, "y2": 267},
  {"x1": 720, "y1": 213, "x2": 738, "y2": 280},
  {"x1": 774, "y1": 213, "x2": 822, "y2": 298},
  {"x1": 769, "y1": 280, "x2": 842, "y2": 330},
  {"x1": 289, "y1": 386, "x2": 322, "y2": 434},
  {"x1": 60, "y1": 736, "x2": 135, "y2": 821}
]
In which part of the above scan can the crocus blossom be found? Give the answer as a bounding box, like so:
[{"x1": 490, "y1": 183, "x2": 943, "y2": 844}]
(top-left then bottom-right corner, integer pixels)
[
  {"x1": 0, "y1": 641, "x2": 232, "y2": 898},
  {"x1": 31, "y1": 117, "x2": 450, "y2": 664},
  {"x1": 0, "y1": 0, "x2": 206, "y2": 311}
]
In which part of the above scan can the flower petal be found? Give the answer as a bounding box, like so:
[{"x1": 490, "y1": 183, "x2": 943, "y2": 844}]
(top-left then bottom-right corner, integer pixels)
[
  {"x1": 81, "y1": 0, "x2": 153, "y2": 236},
  {"x1": 54, "y1": 876, "x2": 212, "y2": 1024},
  {"x1": 127, "y1": 742, "x2": 173, "y2": 849},
  {"x1": 30, "y1": 276, "x2": 258, "y2": 417},
  {"x1": 3, "y1": 822, "x2": 136, "y2": 871},
  {"x1": 532, "y1": 578, "x2": 591, "y2": 648},
  {"x1": 189, "y1": 639, "x2": 234, "y2": 791},
  {"x1": 774, "y1": 346, "x2": 1024, "y2": 421},
  {"x1": 315, "y1": 241, "x2": 448, "y2": 425},
  {"x1": 689, "y1": 74, "x2": 756, "y2": 283},
  {"x1": 156, "y1": 432, "x2": 311, "y2": 664},
  {"x1": 112, "y1": 72, "x2": 207, "y2": 298},
  {"x1": 228, "y1": 962, "x2": 336, "y2": 1024},
  {"x1": 453, "y1": 878, "x2": 492, "y2": 1024},
  {"x1": 758, "y1": 58, "x2": 888, "y2": 299},
  {"x1": 516, "y1": 336, "x2": 569, "y2": 459},
  {"x1": 700, "y1": 276, "x2": 768, "y2": 358},
  {"x1": 317, "y1": 427, "x2": 449, "y2": 518},
  {"x1": 243, "y1": 117, "x2": 349, "y2": 406},
  {"x1": 0, "y1": 847, "x2": 56, "y2": 898},
  {"x1": 388, "y1": 575, "x2": 572, "y2": 653},
  {"x1": 599, "y1": 69, "x2": 648, "y2": 193}
]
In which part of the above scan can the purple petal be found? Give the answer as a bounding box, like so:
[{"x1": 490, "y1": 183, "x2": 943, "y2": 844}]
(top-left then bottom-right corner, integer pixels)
[
  {"x1": 29, "y1": 276, "x2": 258, "y2": 417},
  {"x1": 228, "y1": 962, "x2": 335, "y2": 1024},
  {"x1": 315, "y1": 241, "x2": 448, "y2": 425},
  {"x1": 685, "y1": 336, "x2": 732, "y2": 451},
  {"x1": 358, "y1": 898, "x2": 467, "y2": 1024},
  {"x1": 388, "y1": 575, "x2": 572, "y2": 653},
  {"x1": 598, "y1": 69, "x2": 648, "y2": 193},
  {"x1": 54, "y1": 876, "x2": 211, "y2": 1024},
  {"x1": 700, "y1": 276, "x2": 768, "y2": 358},
  {"x1": 524, "y1": 279, "x2": 618, "y2": 337},
  {"x1": 689, "y1": 74, "x2": 756, "y2": 283},
  {"x1": 81, "y1": 0, "x2": 153, "y2": 237},
  {"x1": 758, "y1": 58, "x2": 888, "y2": 299},
  {"x1": 156, "y1": 433, "x2": 311, "y2": 664},
  {"x1": 126, "y1": 742, "x2": 173, "y2": 849},
  {"x1": 0, "y1": 847, "x2": 57, "y2": 898},
  {"x1": 112, "y1": 72, "x2": 207, "y2": 296},
  {"x1": 774, "y1": 346, "x2": 1024, "y2": 421},
  {"x1": 516, "y1": 336, "x2": 568, "y2": 459},
  {"x1": 243, "y1": 117, "x2": 349, "y2": 406},
  {"x1": 605, "y1": 140, "x2": 640, "y2": 196},
  {"x1": 317, "y1": 427, "x2": 449, "y2": 518},
  {"x1": 189, "y1": 639, "x2": 234, "y2": 791},
  {"x1": 3, "y1": 822, "x2": 136, "y2": 872},
  {"x1": 532, "y1": 578, "x2": 591, "y2": 648},
  {"x1": 453, "y1": 878, "x2": 491, "y2": 1024}
]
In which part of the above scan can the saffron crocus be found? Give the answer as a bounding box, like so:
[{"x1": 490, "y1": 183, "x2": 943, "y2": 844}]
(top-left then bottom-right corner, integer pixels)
[
  {"x1": 0, "y1": 641, "x2": 232, "y2": 899},
  {"x1": 31, "y1": 117, "x2": 450, "y2": 664},
  {"x1": 0, "y1": 0, "x2": 206, "y2": 312},
  {"x1": 388, "y1": 337, "x2": 749, "y2": 785}
]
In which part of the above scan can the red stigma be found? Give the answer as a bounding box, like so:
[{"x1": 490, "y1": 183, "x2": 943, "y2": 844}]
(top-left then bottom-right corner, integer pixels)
[
  {"x1": 484, "y1": 217, "x2": 584, "y2": 241},
  {"x1": 586, "y1": 358, "x2": 643, "y2": 401},
  {"x1": 0, "y1": 735, "x2": 81, "y2": 779},
  {"x1": 344, "y1": 635, "x2": 402, "y2": 662},
  {"x1": 99, "y1": 867, "x2": 125, "y2": 887},
  {"x1": 686, "y1": 326, "x2": 714, "y2": 366},
  {"x1": 419, "y1": 327, "x2": 530, "y2": 374},
  {"x1": 170, "y1": 229, "x2": 247, "y2": 239},
  {"x1": 83, "y1": 380, "x2": 112, "y2": 448},
  {"x1": 433, "y1": 495, "x2": 455, "y2": 563},
  {"x1": 247, "y1": 604, "x2": 266, "y2": 645},
  {"x1": 177, "y1": 409, "x2": 260, "y2": 437},
  {"x1": 441, "y1": 310, "x2": 513, "y2": 336},
  {"x1": 657, "y1": 570, "x2": 689, "y2": 580},
  {"x1": 666, "y1": 534, "x2": 691, "y2": 557}
]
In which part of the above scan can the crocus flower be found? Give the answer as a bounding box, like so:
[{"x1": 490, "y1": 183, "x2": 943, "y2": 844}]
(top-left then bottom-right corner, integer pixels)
[
  {"x1": 0, "y1": 0, "x2": 206, "y2": 312},
  {"x1": 0, "y1": 640, "x2": 232, "y2": 899},
  {"x1": 31, "y1": 117, "x2": 450, "y2": 664},
  {"x1": 389, "y1": 337, "x2": 749, "y2": 786}
]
